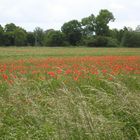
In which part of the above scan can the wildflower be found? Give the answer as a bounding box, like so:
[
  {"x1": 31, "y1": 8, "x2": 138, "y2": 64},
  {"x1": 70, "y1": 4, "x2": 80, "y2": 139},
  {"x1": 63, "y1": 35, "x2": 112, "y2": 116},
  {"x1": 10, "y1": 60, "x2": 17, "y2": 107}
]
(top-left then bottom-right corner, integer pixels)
[
  {"x1": 57, "y1": 69, "x2": 62, "y2": 74},
  {"x1": 73, "y1": 76, "x2": 79, "y2": 81},
  {"x1": 2, "y1": 74, "x2": 8, "y2": 80},
  {"x1": 108, "y1": 77, "x2": 113, "y2": 81},
  {"x1": 47, "y1": 71, "x2": 55, "y2": 77},
  {"x1": 102, "y1": 69, "x2": 107, "y2": 74},
  {"x1": 65, "y1": 69, "x2": 72, "y2": 75}
]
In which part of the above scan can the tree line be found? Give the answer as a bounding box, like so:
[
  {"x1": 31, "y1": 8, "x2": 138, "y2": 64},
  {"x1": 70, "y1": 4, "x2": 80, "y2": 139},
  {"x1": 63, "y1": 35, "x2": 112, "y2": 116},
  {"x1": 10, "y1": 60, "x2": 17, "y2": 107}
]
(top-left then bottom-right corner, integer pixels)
[{"x1": 0, "y1": 9, "x2": 140, "y2": 47}]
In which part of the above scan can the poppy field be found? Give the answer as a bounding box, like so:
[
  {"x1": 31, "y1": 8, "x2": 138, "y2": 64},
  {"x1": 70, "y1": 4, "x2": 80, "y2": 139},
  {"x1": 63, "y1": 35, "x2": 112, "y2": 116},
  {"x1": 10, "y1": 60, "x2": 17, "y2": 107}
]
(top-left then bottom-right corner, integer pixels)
[{"x1": 0, "y1": 47, "x2": 140, "y2": 140}]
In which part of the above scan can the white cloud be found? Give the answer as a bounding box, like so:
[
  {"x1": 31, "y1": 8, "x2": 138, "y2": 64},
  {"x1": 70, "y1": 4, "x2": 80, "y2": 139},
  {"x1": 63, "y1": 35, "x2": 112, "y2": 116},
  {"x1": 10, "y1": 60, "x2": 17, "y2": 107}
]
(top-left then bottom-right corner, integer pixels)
[
  {"x1": 0, "y1": 0, "x2": 139, "y2": 31},
  {"x1": 110, "y1": 3, "x2": 125, "y2": 10}
]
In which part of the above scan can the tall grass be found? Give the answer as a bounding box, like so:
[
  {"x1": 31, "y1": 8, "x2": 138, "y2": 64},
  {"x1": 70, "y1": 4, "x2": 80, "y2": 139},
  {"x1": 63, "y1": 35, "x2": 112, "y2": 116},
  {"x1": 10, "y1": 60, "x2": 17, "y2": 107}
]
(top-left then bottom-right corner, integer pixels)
[
  {"x1": 0, "y1": 75, "x2": 140, "y2": 140},
  {"x1": 0, "y1": 47, "x2": 140, "y2": 139}
]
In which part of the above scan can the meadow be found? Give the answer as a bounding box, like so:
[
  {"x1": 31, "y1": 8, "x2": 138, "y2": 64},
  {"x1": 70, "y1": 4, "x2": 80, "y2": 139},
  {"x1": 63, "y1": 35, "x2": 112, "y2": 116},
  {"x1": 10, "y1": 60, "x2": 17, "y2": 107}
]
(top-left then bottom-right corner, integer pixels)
[{"x1": 0, "y1": 47, "x2": 140, "y2": 140}]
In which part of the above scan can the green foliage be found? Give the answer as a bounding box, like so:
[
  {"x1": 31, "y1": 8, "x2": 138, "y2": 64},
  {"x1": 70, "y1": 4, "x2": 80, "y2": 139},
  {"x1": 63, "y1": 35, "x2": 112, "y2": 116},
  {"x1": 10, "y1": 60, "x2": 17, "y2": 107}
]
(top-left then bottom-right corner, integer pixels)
[
  {"x1": 61, "y1": 20, "x2": 82, "y2": 45},
  {"x1": 0, "y1": 10, "x2": 139, "y2": 48},
  {"x1": 2, "y1": 23, "x2": 27, "y2": 46},
  {"x1": 86, "y1": 36, "x2": 118, "y2": 47},
  {"x1": 14, "y1": 28, "x2": 27, "y2": 46},
  {"x1": 86, "y1": 36, "x2": 107, "y2": 47},
  {"x1": 4, "y1": 23, "x2": 16, "y2": 46},
  {"x1": 122, "y1": 31, "x2": 140, "y2": 47},
  {"x1": 0, "y1": 72, "x2": 140, "y2": 139},
  {"x1": 44, "y1": 30, "x2": 66, "y2": 46},
  {"x1": 34, "y1": 27, "x2": 44, "y2": 46},
  {"x1": 135, "y1": 25, "x2": 140, "y2": 32},
  {"x1": 0, "y1": 48, "x2": 138, "y2": 139},
  {"x1": 95, "y1": 9, "x2": 115, "y2": 36},
  {"x1": 81, "y1": 14, "x2": 96, "y2": 36},
  {"x1": 4, "y1": 32, "x2": 15, "y2": 46},
  {"x1": 107, "y1": 37, "x2": 119, "y2": 47},
  {"x1": 27, "y1": 32, "x2": 35, "y2": 46},
  {"x1": 86, "y1": 36, "x2": 119, "y2": 47},
  {"x1": 109, "y1": 28, "x2": 126, "y2": 44},
  {"x1": 0, "y1": 25, "x2": 4, "y2": 46},
  {"x1": 4, "y1": 23, "x2": 17, "y2": 32}
]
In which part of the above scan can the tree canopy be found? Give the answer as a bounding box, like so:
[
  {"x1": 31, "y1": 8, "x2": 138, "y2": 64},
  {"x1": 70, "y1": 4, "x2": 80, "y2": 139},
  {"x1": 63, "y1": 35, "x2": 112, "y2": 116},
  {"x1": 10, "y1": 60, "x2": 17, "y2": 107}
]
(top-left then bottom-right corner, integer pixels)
[
  {"x1": 61, "y1": 20, "x2": 82, "y2": 45},
  {"x1": 0, "y1": 9, "x2": 139, "y2": 47}
]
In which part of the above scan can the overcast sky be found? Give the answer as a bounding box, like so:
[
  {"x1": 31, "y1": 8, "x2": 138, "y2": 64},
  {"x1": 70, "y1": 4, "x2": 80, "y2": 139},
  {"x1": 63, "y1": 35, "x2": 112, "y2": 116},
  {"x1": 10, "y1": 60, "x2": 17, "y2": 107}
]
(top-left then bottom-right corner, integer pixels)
[{"x1": 0, "y1": 0, "x2": 140, "y2": 31}]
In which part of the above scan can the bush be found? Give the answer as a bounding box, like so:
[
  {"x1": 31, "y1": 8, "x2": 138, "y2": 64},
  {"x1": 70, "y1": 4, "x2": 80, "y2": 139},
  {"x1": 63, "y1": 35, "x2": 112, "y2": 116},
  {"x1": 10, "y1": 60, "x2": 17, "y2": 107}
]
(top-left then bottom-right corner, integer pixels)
[
  {"x1": 86, "y1": 36, "x2": 107, "y2": 47},
  {"x1": 44, "y1": 30, "x2": 66, "y2": 46},
  {"x1": 86, "y1": 36, "x2": 118, "y2": 47},
  {"x1": 107, "y1": 37, "x2": 119, "y2": 47},
  {"x1": 121, "y1": 31, "x2": 140, "y2": 47}
]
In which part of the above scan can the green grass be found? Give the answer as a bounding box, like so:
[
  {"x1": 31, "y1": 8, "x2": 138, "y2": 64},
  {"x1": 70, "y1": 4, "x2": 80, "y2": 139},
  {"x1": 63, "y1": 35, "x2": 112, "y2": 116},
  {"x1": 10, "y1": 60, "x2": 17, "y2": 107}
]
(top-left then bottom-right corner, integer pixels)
[
  {"x1": 0, "y1": 47, "x2": 140, "y2": 60},
  {"x1": 0, "y1": 47, "x2": 140, "y2": 140}
]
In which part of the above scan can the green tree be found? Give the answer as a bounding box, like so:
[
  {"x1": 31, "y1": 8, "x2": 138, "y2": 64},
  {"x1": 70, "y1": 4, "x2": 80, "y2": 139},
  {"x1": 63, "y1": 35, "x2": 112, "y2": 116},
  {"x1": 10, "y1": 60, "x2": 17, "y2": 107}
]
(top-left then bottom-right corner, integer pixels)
[
  {"x1": 85, "y1": 36, "x2": 118, "y2": 47},
  {"x1": 135, "y1": 25, "x2": 140, "y2": 32},
  {"x1": 4, "y1": 23, "x2": 17, "y2": 46},
  {"x1": 61, "y1": 20, "x2": 82, "y2": 45},
  {"x1": 81, "y1": 14, "x2": 96, "y2": 36},
  {"x1": 95, "y1": 9, "x2": 115, "y2": 36},
  {"x1": 109, "y1": 28, "x2": 122, "y2": 44},
  {"x1": 0, "y1": 25, "x2": 4, "y2": 46},
  {"x1": 121, "y1": 31, "x2": 140, "y2": 47},
  {"x1": 14, "y1": 27, "x2": 27, "y2": 46},
  {"x1": 34, "y1": 27, "x2": 44, "y2": 46},
  {"x1": 110, "y1": 29, "x2": 119, "y2": 38},
  {"x1": 4, "y1": 23, "x2": 17, "y2": 32},
  {"x1": 117, "y1": 27, "x2": 129, "y2": 44},
  {"x1": 4, "y1": 23, "x2": 27, "y2": 46},
  {"x1": 27, "y1": 32, "x2": 35, "y2": 46},
  {"x1": 44, "y1": 30, "x2": 66, "y2": 46}
]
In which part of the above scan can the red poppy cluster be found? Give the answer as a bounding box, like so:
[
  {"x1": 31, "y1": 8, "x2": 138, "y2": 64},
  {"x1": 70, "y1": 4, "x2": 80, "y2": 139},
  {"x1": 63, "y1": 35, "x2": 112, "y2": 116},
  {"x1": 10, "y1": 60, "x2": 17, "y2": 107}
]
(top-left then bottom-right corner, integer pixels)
[{"x1": 0, "y1": 56, "x2": 140, "y2": 84}]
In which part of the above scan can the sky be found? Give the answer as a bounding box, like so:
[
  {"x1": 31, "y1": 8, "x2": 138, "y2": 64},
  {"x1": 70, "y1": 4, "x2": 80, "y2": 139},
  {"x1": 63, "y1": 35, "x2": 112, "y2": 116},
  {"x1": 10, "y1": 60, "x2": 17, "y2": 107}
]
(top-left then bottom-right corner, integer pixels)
[{"x1": 0, "y1": 0, "x2": 140, "y2": 31}]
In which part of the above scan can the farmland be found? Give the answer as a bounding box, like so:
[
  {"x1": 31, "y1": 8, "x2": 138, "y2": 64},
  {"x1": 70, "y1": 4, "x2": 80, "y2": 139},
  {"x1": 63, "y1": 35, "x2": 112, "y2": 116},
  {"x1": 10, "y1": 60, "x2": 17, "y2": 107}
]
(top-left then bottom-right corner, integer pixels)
[{"x1": 0, "y1": 47, "x2": 140, "y2": 140}]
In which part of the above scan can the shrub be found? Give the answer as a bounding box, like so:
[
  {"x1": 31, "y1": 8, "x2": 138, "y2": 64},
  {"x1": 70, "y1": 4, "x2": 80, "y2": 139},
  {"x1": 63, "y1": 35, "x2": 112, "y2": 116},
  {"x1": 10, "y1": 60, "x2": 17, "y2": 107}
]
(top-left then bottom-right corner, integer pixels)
[
  {"x1": 44, "y1": 30, "x2": 66, "y2": 46},
  {"x1": 86, "y1": 36, "x2": 118, "y2": 47},
  {"x1": 121, "y1": 31, "x2": 140, "y2": 47},
  {"x1": 107, "y1": 37, "x2": 119, "y2": 47}
]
